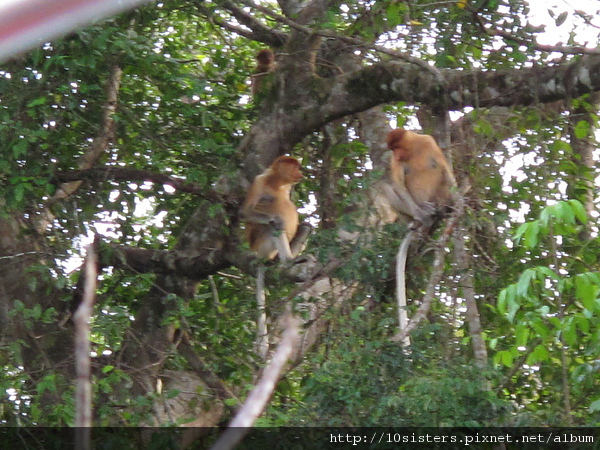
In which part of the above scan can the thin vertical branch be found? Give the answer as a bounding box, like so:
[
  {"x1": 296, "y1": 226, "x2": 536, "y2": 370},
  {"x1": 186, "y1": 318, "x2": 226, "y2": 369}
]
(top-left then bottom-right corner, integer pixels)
[
  {"x1": 39, "y1": 64, "x2": 123, "y2": 231},
  {"x1": 53, "y1": 65, "x2": 123, "y2": 202},
  {"x1": 73, "y1": 243, "x2": 98, "y2": 448},
  {"x1": 567, "y1": 92, "x2": 598, "y2": 241},
  {"x1": 454, "y1": 228, "x2": 488, "y2": 368}
]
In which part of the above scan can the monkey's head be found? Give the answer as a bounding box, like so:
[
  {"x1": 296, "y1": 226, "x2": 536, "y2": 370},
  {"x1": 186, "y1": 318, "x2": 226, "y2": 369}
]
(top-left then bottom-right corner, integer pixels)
[
  {"x1": 386, "y1": 128, "x2": 407, "y2": 151},
  {"x1": 256, "y1": 49, "x2": 274, "y2": 66},
  {"x1": 387, "y1": 129, "x2": 413, "y2": 162},
  {"x1": 271, "y1": 156, "x2": 303, "y2": 184}
]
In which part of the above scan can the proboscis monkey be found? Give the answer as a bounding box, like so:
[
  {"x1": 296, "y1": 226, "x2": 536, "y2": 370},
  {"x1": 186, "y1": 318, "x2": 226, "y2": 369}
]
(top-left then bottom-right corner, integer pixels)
[
  {"x1": 251, "y1": 49, "x2": 275, "y2": 98},
  {"x1": 384, "y1": 128, "x2": 456, "y2": 347},
  {"x1": 384, "y1": 128, "x2": 455, "y2": 227},
  {"x1": 241, "y1": 155, "x2": 308, "y2": 357}
]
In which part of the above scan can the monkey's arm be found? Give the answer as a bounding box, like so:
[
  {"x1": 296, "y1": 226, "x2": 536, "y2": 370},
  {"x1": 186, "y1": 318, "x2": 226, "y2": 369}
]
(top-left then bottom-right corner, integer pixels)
[
  {"x1": 241, "y1": 209, "x2": 285, "y2": 230},
  {"x1": 240, "y1": 179, "x2": 285, "y2": 229},
  {"x1": 382, "y1": 182, "x2": 435, "y2": 223},
  {"x1": 387, "y1": 156, "x2": 436, "y2": 222}
]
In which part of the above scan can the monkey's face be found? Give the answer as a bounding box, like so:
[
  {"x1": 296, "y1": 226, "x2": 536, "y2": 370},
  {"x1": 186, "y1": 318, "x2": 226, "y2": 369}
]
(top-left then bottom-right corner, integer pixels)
[
  {"x1": 386, "y1": 128, "x2": 407, "y2": 151},
  {"x1": 282, "y1": 162, "x2": 303, "y2": 184},
  {"x1": 271, "y1": 156, "x2": 303, "y2": 184},
  {"x1": 392, "y1": 146, "x2": 411, "y2": 162}
]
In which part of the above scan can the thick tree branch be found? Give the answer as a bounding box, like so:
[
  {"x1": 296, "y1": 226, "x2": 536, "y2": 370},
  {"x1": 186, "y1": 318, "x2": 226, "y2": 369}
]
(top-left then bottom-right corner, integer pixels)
[
  {"x1": 102, "y1": 242, "x2": 316, "y2": 284},
  {"x1": 320, "y1": 55, "x2": 600, "y2": 125},
  {"x1": 103, "y1": 245, "x2": 232, "y2": 280},
  {"x1": 52, "y1": 167, "x2": 212, "y2": 197}
]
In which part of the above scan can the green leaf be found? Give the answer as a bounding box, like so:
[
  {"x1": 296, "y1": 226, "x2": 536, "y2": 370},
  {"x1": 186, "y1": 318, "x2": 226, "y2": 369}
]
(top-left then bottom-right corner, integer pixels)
[
  {"x1": 574, "y1": 120, "x2": 590, "y2": 138},
  {"x1": 556, "y1": 201, "x2": 575, "y2": 225},
  {"x1": 12, "y1": 139, "x2": 28, "y2": 158},
  {"x1": 515, "y1": 324, "x2": 529, "y2": 347},
  {"x1": 27, "y1": 97, "x2": 47, "y2": 108},
  {"x1": 536, "y1": 266, "x2": 559, "y2": 281},
  {"x1": 498, "y1": 350, "x2": 514, "y2": 367},
  {"x1": 517, "y1": 269, "x2": 535, "y2": 297},
  {"x1": 498, "y1": 284, "x2": 516, "y2": 315},
  {"x1": 574, "y1": 316, "x2": 590, "y2": 334},
  {"x1": 165, "y1": 389, "x2": 180, "y2": 399},
  {"x1": 527, "y1": 345, "x2": 549, "y2": 364},
  {"x1": 507, "y1": 297, "x2": 520, "y2": 323},
  {"x1": 568, "y1": 199, "x2": 588, "y2": 224},
  {"x1": 531, "y1": 320, "x2": 550, "y2": 339},
  {"x1": 575, "y1": 274, "x2": 598, "y2": 311},
  {"x1": 514, "y1": 221, "x2": 540, "y2": 249},
  {"x1": 225, "y1": 398, "x2": 238, "y2": 407},
  {"x1": 563, "y1": 320, "x2": 577, "y2": 346}
]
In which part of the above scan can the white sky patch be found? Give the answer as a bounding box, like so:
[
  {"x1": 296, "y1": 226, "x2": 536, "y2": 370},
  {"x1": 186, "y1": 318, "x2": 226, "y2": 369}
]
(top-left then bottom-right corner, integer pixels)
[{"x1": 527, "y1": 0, "x2": 600, "y2": 47}]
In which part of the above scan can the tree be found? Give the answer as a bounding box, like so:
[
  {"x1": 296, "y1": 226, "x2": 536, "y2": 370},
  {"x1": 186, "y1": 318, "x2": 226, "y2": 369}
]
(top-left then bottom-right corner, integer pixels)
[{"x1": 0, "y1": 0, "x2": 599, "y2": 439}]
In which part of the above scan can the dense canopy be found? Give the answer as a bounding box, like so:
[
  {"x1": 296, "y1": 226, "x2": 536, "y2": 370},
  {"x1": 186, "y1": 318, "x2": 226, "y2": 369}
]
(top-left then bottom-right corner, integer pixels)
[{"x1": 0, "y1": 0, "x2": 599, "y2": 444}]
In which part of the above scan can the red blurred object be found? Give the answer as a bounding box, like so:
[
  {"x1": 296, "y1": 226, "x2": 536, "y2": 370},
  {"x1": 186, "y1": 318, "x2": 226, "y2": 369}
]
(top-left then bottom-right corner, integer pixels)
[{"x1": 0, "y1": 0, "x2": 151, "y2": 61}]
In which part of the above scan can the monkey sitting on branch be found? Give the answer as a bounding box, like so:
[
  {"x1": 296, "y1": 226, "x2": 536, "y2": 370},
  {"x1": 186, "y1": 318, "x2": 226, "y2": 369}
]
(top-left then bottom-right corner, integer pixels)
[
  {"x1": 241, "y1": 155, "x2": 310, "y2": 358},
  {"x1": 380, "y1": 128, "x2": 457, "y2": 347},
  {"x1": 251, "y1": 49, "x2": 275, "y2": 98}
]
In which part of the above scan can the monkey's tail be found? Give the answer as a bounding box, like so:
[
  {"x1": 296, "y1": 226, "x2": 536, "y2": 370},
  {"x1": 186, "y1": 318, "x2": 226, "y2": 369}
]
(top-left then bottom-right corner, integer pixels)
[
  {"x1": 396, "y1": 229, "x2": 415, "y2": 348},
  {"x1": 255, "y1": 265, "x2": 269, "y2": 359}
]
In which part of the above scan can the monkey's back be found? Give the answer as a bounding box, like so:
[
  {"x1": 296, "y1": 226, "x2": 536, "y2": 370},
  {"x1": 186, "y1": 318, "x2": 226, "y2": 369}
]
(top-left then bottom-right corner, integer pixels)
[{"x1": 405, "y1": 135, "x2": 453, "y2": 207}]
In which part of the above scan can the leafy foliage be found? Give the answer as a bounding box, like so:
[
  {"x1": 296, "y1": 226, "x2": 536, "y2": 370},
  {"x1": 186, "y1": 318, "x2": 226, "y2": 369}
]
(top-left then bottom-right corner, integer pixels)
[{"x1": 0, "y1": 0, "x2": 598, "y2": 431}]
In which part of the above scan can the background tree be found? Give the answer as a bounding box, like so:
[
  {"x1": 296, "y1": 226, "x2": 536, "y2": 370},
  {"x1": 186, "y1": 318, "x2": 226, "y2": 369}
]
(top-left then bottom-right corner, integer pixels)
[{"x1": 0, "y1": 0, "x2": 599, "y2": 438}]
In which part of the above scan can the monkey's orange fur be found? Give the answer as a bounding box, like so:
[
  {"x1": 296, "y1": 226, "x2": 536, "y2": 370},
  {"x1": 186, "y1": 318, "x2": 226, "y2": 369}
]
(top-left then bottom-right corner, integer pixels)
[
  {"x1": 242, "y1": 156, "x2": 302, "y2": 260},
  {"x1": 386, "y1": 129, "x2": 455, "y2": 223}
]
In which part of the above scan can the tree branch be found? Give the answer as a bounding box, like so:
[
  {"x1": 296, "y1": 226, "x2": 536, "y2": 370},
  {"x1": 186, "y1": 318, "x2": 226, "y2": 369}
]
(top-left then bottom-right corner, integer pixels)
[
  {"x1": 103, "y1": 244, "x2": 232, "y2": 281},
  {"x1": 101, "y1": 241, "x2": 317, "y2": 284},
  {"x1": 471, "y1": 7, "x2": 600, "y2": 55},
  {"x1": 52, "y1": 167, "x2": 212, "y2": 197},
  {"x1": 238, "y1": 0, "x2": 435, "y2": 73},
  {"x1": 73, "y1": 243, "x2": 98, "y2": 448},
  {"x1": 208, "y1": 0, "x2": 286, "y2": 46},
  {"x1": 210, "y1": 313, "x2": 300, "y2": 450},
  {"x1": 177, "y1": 333, "x2": 236, "y2": 401},
  {"x1": 49, "y1": 65, "x2": 123, "y2": 204},
  {"x1": 319, "y1": 54, "x2": 600, "y2": 126}
]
